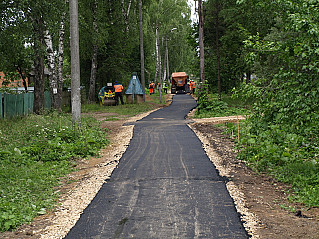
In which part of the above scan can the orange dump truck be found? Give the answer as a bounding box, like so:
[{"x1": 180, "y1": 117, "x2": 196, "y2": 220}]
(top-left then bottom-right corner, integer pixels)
[{"x1": 171, "y1": 72, "x2": 190, "y2": 94}]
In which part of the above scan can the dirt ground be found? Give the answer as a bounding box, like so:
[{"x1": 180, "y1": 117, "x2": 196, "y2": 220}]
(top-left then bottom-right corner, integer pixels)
[{"x1": 1, "y1": 95, "x2": 319, "y2": 238}]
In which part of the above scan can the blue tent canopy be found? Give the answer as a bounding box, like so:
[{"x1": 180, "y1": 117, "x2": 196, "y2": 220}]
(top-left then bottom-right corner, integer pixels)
[{"x1": 125, "y1": 74, "x2": 144, "y2": 95}]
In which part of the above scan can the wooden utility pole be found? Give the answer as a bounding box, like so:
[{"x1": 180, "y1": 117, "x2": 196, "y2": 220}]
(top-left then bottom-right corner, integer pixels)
[
  {"x1": 139, "y1": 0, "x2": 145, "y2": 101},
  {"x1": 198, "y1": 0, "x2": 205, "y2": 84},
  {"x1": 70, "y1": 0, "x2": 81, "y2": 128}
]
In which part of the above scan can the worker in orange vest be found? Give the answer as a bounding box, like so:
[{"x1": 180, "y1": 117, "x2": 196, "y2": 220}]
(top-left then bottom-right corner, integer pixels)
[
  {"x1": 114, "y1": 81, "x2": 124, "y2": 105},
  {"x1": 189, "y1": 80, "x2": 193, "y2": 94},
  {"x1": 190, "y1": 80, "x2": 196, "y2": 94},
  {"x1": 149, "y1": 81, "x2": 155, "y2": 95}
]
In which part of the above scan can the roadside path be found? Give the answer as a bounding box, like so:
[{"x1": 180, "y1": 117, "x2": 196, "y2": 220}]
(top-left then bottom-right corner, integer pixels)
[{"x1": 65, "y1": 94, "x2": 248, "y2": 239}]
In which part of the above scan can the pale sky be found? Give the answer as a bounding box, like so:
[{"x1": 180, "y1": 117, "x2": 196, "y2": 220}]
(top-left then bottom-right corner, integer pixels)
[{"x1": 188, "y1": 0, "x2": 198, "y2": 22}]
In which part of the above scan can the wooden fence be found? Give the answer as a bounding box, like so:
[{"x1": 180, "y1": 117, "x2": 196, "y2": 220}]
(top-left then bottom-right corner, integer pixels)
[{"x1": 0, "y1": 92, "x2": 51, "y2": 118}]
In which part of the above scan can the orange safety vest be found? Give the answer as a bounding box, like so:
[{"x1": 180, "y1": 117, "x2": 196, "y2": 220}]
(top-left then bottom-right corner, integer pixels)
[
  {"x1": 191, "y1": 81, "x2": 196, "y2": 89},
  {"x1": 114, "y1": 84, "x2": 123, "y2": 93}
]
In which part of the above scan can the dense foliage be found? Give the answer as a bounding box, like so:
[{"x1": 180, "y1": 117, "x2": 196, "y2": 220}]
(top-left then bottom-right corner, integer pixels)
[
  {"x1": 0, "y1": 0, "x2": 195, "y2": 96},
  {"x1": 231, "y1": 0, "x2": 319, "y2": 207},
  {"x1": 196, "y1": 84, "x2": 248, "y2": 117},
  {"x1": 201, "y1": 0, "x2": 319, "y2": 207}
]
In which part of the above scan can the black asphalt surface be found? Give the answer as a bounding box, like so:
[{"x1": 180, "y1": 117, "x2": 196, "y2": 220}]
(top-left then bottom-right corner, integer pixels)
[{"x1": 65, "y1": 94, "x2": 248, "y2": 239}]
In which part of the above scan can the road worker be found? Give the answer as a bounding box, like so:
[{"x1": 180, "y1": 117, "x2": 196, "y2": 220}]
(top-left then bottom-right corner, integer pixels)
[
  {"x1": 163, "y1": 82, "x2": 168, "y2": 94},
  {"x1": 190, "y1": 80, "x2": 196, "y2": 94},
  {"x1": 149, "y1": 81, "x2": 155, "y2": 95},
  {"x1": 114, "y1": 81, "x2": 124, "y2": 105}
]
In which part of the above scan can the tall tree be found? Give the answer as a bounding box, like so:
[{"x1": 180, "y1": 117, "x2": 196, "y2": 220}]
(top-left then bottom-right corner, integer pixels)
[
  {"x1": 56, "y1": 12, "x2": 66, "y2": 111},
  {"x1": 198, "y1": 0, "x2": 205, "y2": 83},
  {"x1": 139, "y1": 0, "x2": 145, "y2": 100},
  {"x1": 70, "y1": 0, "x2": 81, "y2": 127},
  {"x1": 88, "y1": 0, "x2": 99, "y2": 103}
]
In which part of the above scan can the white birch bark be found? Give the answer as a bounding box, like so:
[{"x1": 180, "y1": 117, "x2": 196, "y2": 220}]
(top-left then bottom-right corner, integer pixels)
[
  {"x1": 121, "y1": 0, "x2": 132, "y2": 32},
  {"x1": 57, "y1": 13, "x2": 65, "y2": 111},
  {"x1": 155, "y1": 23, "x2": 160, "y2": 83},
  {"x1": 139, "y1": 0, "x2": 145, "y2": 101},
  {"x1": 44, "y1": 29, "x2": 58, "y2": 109},
  {"x1": 156, "y1": 23, "x2": 162, "y2": 103}
]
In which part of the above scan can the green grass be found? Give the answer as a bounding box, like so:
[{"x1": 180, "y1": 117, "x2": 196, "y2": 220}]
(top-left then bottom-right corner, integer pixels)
[
  {"x1": 81, "y1": 92, "x2": 168, "y2": 116},
  {"x1": 0, "y1": 112, "x2": 108, "y2": 232},
  {"x1": 0, "y1": 159, "x2": 71, "y2": 231},
  {"x1": 82, "y1": 103, "x2": 157, "y2": 116}
]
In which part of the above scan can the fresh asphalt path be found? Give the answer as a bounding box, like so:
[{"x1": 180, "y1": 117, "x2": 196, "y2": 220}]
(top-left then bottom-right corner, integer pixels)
[{"x1": 65, "y1": 94, "x2": 248, "y2": 239}]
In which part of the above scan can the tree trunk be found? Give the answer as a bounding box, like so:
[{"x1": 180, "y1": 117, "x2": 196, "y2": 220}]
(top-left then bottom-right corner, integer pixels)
[
  {"x1": 163, "y1": 37, "x2": 168, "y2": 82},
  {"x1": 17, "y1": 66, "x2": 28, "y2": 92},
  {"x1": 216, "y1": 3, "x2": 221, "y2": 100},
  {"x1": 166, "y1": 40, "x2": 170, "y2": 82},
  {"x1": 88, "y1": 45, "x2": 98, "y2": 103},
  {"x1": 44, "y1": 29, "x2": 59, "y2": 109},
  {"x1": 57, "y1": 13, "x2": 65, "y2": 112},
  {"x1": 70, "y1": 0, "x2": 81, "y2": 128},
  {"x1": 88, "y1": 0, "x2": 98, "y2": 103},
  {"x1": 33, "y1": 16, "x2": 45, "y2": 115},
  {"x1": 156, "y1": 23, "x2": 162, "y2": 103},
  {"x1": 121, "y1": 0, "x2": 132, "y2": 32},
  {"x1": 139, "y1": 0, "x2": 145, "y2": 101},
  {"x1": 198, "y1": 0, "x2": 205, "y2": 84},
  {"x1": 155, "y1": 23, "x2": 160, "y2": 84}
]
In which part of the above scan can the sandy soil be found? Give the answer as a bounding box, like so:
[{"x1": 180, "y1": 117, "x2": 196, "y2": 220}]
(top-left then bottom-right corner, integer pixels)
[{"x1": 1, "y1": 95, "x2": 319, "y2": 239}]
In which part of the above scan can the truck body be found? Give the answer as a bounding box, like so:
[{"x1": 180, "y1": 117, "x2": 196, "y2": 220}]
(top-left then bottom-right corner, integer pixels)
[{"x1": 171, "y1": 72, "x2": 190, "y2": 94}]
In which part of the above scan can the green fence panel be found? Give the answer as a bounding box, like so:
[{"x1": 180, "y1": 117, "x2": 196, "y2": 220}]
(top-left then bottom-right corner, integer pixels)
[
  {"x1": 44, "y1": 91, "x2": 52, "y2": 109},
  {"x1": 24, "y1": 93, "x2": 34, "y2": 115},
  {"x1": 0, "y1": 93, "x2": 2, "y2": 118},
  {"x1": 4, "y1": 93, "x2": 24, "y2": 118}
]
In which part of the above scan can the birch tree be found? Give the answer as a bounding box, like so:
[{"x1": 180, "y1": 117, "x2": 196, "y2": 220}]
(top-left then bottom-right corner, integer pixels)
[
  {"x1": 139, "y1": 0, "x2": 145, "y2": 100},
  {"x1": 88, "y1": 0, "x2": 98, "y2": 103},
  {"x1": 198, "y1": 0, "x2": 205, "y2": 84},
  {"x1": 56, "y1": 12, "x2": 66, "y2": 111}
]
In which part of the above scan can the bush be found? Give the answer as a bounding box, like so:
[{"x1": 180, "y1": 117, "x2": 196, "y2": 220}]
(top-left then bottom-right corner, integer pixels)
[{"x1": 196, "y1": 85, "x2": 248, "y2": 118}]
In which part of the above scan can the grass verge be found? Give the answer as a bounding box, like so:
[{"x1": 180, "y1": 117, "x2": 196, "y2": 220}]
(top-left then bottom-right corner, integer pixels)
[{"x1": 0, "y1": 112, "x2": 109, "y2": 232}]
